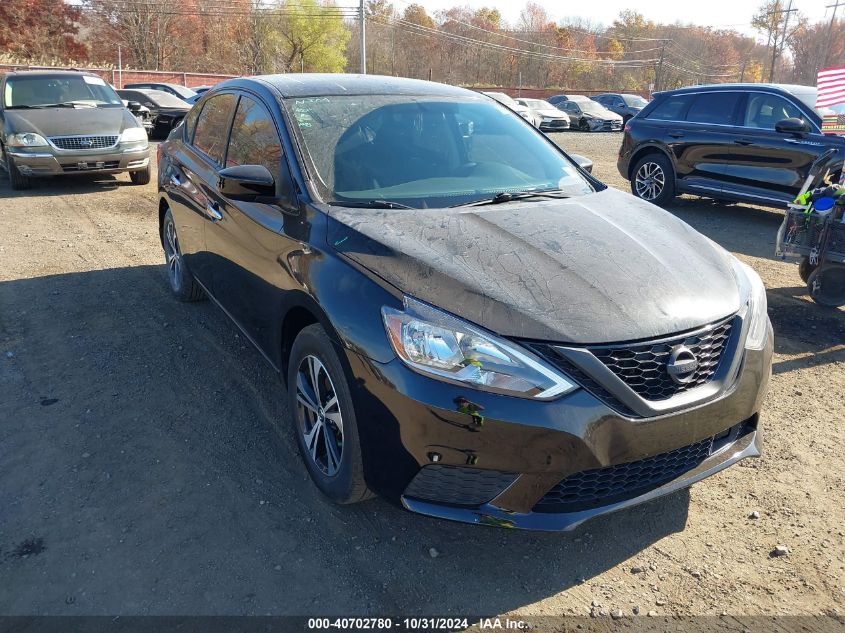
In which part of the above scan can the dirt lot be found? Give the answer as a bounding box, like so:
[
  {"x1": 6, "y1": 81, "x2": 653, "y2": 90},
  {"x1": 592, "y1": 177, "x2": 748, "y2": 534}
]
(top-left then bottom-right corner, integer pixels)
[{"x1": 0, "y1": 132, "x2": 843, "y2": 621}]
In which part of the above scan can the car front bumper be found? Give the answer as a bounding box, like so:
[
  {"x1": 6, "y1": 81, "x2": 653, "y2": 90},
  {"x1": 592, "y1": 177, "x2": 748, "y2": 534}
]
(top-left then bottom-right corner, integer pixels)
[
  {"x1": 9, "y1": 145, "x2": 150, "y2": 177},
  {"x1": 539, "y1": 119, "x2": 570, "y2": 131},
  {"x1": 344, "y1": 322, "x2": 772, "y2": 531}
]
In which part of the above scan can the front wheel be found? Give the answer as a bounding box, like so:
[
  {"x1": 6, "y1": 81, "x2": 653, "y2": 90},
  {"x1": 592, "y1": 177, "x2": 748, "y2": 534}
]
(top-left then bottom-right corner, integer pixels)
[
  {"x1": 130, "y1": 166, "x2": 151, "y2": 185},
  {"x1": 631, "y1": 153, "x2": 676, "y2": 207},
  {"x1": 287, "y1": 324, "x2": 371, "y2": 504},
  {"x1": 7, "y1": 155, "x2": 32, "y2": 190},
  {"x1": 798, "y1": 257, "x2": 817, "y2": 283}
]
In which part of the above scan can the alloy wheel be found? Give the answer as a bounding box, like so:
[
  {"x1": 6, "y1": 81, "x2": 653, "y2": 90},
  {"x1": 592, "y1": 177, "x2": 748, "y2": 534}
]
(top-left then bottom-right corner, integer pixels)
[
  {"x1": 163, "y1": 219, "x2": 183, "y2": 292},
  {"x1": 634, "y1": 161, "x2": 665, "y2": 201},
  {"x1": 295, "y1": 355, "x2": 344, "y2": 477}
]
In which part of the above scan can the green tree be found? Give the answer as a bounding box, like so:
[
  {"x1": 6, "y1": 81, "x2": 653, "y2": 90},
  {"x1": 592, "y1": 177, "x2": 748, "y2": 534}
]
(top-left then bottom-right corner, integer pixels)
[{"x1": 276, "y1": 0, "x2": 350, "y2": 73}]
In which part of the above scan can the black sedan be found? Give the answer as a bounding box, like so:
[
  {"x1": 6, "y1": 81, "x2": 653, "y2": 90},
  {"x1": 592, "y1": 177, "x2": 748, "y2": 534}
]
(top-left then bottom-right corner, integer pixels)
[
  {"x1": 117, "y1": 89, "x2": 190, "y2": 138},
  {"x1": 156, "y1": 75, "x2": 772, "y2": 531}
]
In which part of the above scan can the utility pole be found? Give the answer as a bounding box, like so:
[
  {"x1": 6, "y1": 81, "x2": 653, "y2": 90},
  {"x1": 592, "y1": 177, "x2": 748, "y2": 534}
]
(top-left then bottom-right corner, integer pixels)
[
  {"x1": 359, "y1": 0, "x2": 366, "y2": 74},
  {"x1": 118, "y1": 44, "x2": 122, "y2": 89},
  {"x1": 822, "y1": 1, "x2": 844, "y2": 69},
  {"x1": 654, "y1": 40, "x2": 667, "y2": 93},
  {"x1": 767, "y1": 0, "x2": 797, "y2": 82}
]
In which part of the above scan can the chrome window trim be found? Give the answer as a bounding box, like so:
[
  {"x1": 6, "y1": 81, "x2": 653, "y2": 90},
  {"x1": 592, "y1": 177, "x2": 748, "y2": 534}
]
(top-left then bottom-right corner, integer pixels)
[{"x1": 647, "y1": 89, "x2": 822, "y2": 133}]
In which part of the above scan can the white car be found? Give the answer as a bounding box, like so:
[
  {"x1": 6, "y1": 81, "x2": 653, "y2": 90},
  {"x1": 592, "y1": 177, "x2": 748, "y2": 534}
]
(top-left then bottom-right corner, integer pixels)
[
  {"x1": 517, "y1": 98, "x2": 571, "y2": 132},
  {"x1": 481, "y1": 91, "x2": 536, "y2": 125}
]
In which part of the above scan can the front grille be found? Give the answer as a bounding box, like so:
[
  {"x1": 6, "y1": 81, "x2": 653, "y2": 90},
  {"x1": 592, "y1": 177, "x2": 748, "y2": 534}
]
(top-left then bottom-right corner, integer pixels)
[
  {"x1": 534, "y1": 437, "x2": 714, "y2": 512},
  {"x1": 589, "y1": 317, "x2": 734, "y2": 401},
  {"x1": 404, "y1": 465, "x2": 518, "y2": 507},
  {"x1": 50, "y1": 135, "x2": 118, "y2": 150}
]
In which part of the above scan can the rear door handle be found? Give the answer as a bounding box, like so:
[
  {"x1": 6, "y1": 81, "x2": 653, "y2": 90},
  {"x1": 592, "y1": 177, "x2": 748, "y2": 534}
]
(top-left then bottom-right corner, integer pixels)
[
  {"x1": 206, "y1": 202, "x2": 223, "y2": 222},
  {"x1": 668, "y1": 131, "x2": 685, "y2": 138},
  {"x1": 734, "y1": 138, "x2": 754, "y2": 146}
]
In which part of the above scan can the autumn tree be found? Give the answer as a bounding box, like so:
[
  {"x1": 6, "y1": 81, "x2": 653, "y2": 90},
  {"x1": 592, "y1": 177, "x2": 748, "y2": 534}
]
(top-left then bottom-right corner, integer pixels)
[{"x1": 0, "y1": 0, "x2": 88, "y2": 61}]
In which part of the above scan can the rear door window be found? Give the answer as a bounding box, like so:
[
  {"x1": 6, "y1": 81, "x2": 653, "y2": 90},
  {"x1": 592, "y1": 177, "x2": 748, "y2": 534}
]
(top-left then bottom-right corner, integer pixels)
[
  {"x1": 646, "y1": 95, "x2": 694, "y2": 121},
  {"x1": 192, "y1": 93, "x2": 237, "y2": 165},
  {"x1": 685, "y1": 92, "x2": 742, "y2": 125},
  {"x1": 743, "y1": 93, "x2": 803, "y2": 129}
]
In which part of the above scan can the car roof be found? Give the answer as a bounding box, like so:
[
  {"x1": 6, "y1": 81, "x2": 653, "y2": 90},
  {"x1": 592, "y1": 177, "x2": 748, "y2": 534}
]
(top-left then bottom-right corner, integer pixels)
[
  {"x1": 658, "y1": 83, "x2": 816, "y2": 98},
  {"x1": 3, "y1": 69, "x2": 102, "y2": 79},
  {"x1": 214, "y1": 74, "x2": 480, "y2": 99}
]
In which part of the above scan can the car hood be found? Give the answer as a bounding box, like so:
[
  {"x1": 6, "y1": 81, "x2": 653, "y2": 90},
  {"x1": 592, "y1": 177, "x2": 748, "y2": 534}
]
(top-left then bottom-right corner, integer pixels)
[
  {"x1": 585, "y1": 110, "x2": 623, "y2": 120},
  {"x1": 327, "y1": 187, "x2": 743, "y2": 344},
  {"x1": 3, "y1": 107, "x2": 138, "y2": 137}
]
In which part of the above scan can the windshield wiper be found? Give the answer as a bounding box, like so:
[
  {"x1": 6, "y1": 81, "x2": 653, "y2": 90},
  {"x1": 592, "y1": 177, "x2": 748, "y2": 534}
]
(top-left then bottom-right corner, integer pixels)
[
  {"x1": 328, "y1": 199, "x2": 414, "y2": 209},
  {"x1": 452, "y1": 190, "x2": 571, "y2": 207}
]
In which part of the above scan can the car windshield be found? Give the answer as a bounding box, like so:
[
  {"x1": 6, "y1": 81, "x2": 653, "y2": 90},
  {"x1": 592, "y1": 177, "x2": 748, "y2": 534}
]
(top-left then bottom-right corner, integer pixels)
[
  {"x1": 142, "y1": 90, "x2": 190, "y2": 108},
  {"x1": 485, "y1": 92, "x2": 516, "y2": 106},
  {"x1": 523, "y1": 99, "x2": 552, "y2": 110},
  {"x1": 285, "y1": 95, "x2": 594, "y2": 209},
  {"x1": 572, "y1": 98, "x2": 609, "y2": 115},
  {"x1": 3, "y1": 74, "x2": 123, "y2": 108},
  {"x1": 623, "y1": 95, "x2": 649, "y2": 108}
]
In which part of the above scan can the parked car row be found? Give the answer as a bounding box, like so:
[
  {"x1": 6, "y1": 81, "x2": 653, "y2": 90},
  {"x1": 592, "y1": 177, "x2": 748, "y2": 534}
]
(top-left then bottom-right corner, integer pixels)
[{"x1": 483, "y1": 91, "x2": 641, "y2": 132}]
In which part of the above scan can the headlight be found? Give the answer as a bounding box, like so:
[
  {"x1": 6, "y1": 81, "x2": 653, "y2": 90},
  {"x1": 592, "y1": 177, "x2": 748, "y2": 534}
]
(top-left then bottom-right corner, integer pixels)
[
  {"x1": 382, "y1": 297, "x2": 577, "y2": 399},
  {"x1": 120, "y1": 127, "x2": 148, "y2": 143},
  {"x1": 7, "y1": 132, "x2": 48, "y2": 147},
  {"x1": 735, "y1": 260, "x2": 769, "y2": 349}
]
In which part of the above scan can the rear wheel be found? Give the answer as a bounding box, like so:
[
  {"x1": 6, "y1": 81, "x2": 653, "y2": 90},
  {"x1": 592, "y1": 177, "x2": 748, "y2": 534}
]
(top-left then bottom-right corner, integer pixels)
[
  {"x1": 130, "y1": 166, "x2": 151, "y2": 185},
  {"x1": 631, "y1": 153, "x2": 676, "y2": 207},
  {"x1": 161, "y1": 208, "x2": 205, "y2": 302},
  {"x1": 287, "y1": 324, "x2": 371, "y2": 504},
  {"x1": 807, "y1": 264, "x2": 845, "y2": 308}
]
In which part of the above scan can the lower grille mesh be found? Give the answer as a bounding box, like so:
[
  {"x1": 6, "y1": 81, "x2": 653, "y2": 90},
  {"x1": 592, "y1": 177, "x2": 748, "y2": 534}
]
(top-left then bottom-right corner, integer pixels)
[
  {"x1": 404, "y1": 465, "x2": 518, "y2": 507},
  {"x1": 534, "y1": 437, "x2": 714, "y2": 512}
]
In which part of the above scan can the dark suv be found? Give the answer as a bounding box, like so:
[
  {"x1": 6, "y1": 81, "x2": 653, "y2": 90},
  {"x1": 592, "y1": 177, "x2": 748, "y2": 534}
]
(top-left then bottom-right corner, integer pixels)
[{"x1": 618, "y1": 83, "x2": 845, "y2": 207}]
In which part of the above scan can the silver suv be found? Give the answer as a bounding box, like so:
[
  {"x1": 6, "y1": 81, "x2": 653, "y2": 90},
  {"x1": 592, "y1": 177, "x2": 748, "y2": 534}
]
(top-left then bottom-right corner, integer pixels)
[{"x1": 0, "y1": 70, "x2": 151, "y2": 190}]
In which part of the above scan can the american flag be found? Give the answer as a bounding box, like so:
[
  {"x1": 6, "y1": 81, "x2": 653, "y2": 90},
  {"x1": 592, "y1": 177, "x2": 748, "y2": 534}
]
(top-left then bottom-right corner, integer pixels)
[{"x1": 817, "y1": 65, "x2": 845, "y2": 108}]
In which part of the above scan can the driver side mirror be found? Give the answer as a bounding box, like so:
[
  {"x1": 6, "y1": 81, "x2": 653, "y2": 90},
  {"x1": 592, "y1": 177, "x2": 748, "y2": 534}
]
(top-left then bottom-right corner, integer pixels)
[
  {"x1": 217, "y1": 164, "x2": 276, "y2": 201},
  {"x1": 127, "y1": 101, "x2": 142, "y2": 112},
  {"x1": 775, "y1": 117, "x2": 810, "y2": 135}
]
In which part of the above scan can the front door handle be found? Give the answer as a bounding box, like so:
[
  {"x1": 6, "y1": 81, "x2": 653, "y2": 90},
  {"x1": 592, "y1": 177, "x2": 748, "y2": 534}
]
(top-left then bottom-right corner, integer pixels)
[
  {"x1": 734, "y1": 138, "x2": 754, "y2": 146},
  {"x1": 206, "y1": 202, "x2": 223, "y2": 222},
  {"x1": 668, "y1": 131, "x2": 685, "y2": 138}
]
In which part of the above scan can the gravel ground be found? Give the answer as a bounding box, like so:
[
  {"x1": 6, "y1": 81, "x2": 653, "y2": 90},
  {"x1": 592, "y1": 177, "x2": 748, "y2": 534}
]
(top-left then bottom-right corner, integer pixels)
[{"x1": 0, "y1": 132, "x2": 843, "y2": 621}]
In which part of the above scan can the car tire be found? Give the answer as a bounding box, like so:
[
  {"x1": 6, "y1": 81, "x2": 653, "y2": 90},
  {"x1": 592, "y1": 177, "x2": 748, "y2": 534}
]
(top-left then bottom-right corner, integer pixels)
[
  {"x1": 130, "y1": 166, "x2": 151, "y2": 185},
  {"x1": 798, "y1": 257, "x2": 817, "y2": 283},
  {"x1": 7, "y1": 155, "x2": 32, "y2": 191},
  {"x1": 579, "y1": 119, "x2": 590, "y2": 132},
  {"x1": 161, "y1": 208, "x2": 205, "y2": 302},
  {"x1": 631, "y1": 153, "x2": 676, "y2": 207},
  {"x1": 287, "y1": 323, "x2": 371, "y2": 505},
  {"x1": 807, "y1": 264, "x2": 845, "y2": 308}
]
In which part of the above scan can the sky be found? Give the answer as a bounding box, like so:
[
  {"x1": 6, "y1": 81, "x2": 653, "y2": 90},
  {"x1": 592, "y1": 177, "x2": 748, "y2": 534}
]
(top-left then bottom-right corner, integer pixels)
[{"x1": 402, "y1": 0, "x2": 840, "y2": 39}]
